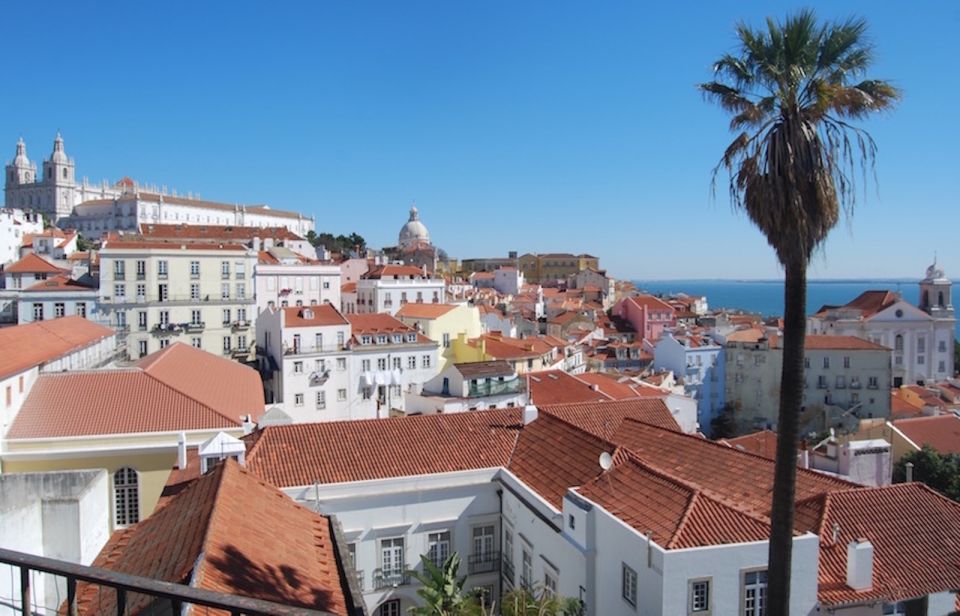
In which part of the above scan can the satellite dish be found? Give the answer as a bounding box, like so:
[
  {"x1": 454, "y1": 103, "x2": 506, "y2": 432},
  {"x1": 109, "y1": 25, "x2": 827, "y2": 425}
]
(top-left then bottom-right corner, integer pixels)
[{"x1": 599, "y1": 452, "x2": 613, "y2": 471}]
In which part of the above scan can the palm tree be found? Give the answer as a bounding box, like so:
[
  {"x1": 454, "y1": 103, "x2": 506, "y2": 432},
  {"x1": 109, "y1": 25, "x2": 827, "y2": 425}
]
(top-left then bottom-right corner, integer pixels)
[{"x1": 699, "y1": 10, "x2": 899, "y2": 614}]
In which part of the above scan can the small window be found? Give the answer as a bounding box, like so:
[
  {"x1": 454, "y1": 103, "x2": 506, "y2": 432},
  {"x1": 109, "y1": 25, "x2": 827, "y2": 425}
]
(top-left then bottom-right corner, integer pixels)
[
  {"x1": 568, "y1": 514, "x2": 576, "y2": 530},
  {"x1": 689, "y1": 579, "x2": 710, "y2": 612},
  {"x1": 338, "y1": 388, "x2": 347, "y2": 401},
  {"x1": 114, "y1": 467, "x2": 140, "y2": 526},
  {"x1": 622, "y1": 563, "x2": 638, "y2": 607},
  {"x1": 294, "y1": 393, "x2": 304, "y2": 406},
  {"x1": 294, "y1": 361, "x2": 303, "y2": 374}
]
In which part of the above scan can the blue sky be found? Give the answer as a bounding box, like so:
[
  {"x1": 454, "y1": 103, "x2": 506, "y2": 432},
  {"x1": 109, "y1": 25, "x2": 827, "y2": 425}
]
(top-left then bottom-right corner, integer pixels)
[{"x1": 2, "y1": 1, "x2": 957, "y2": 280}]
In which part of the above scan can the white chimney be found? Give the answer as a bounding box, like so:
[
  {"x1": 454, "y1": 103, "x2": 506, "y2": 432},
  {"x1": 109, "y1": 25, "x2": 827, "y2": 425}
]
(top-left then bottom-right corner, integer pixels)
[
  {"x1": 242, "y1": 415, "x2": 256, "y2": 436},
  {"x1": 177, "y1": 431, "x2": 187, "y2": 470},
  {"x1": 523, "y1": 404, "x2": 539, "y2": 425},
  {"x1": 846, "y1": 539, "x2": 874, "y2": 591},
  {"x1": 591, "y1": 384, "x2": 600, "y2": 392},
  {"x1": 905, "y1": 462, "x2": 914, "y2": 482}
]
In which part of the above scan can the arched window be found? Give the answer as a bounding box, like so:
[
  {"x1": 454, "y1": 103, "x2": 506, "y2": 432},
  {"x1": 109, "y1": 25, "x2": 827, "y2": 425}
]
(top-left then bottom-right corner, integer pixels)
[
  {"x1": 895, "y1": 334, "x2": 904, "y2": 352},
  {"x1": 114, "y1": 467, "x2": 140, "y2": 526},
  {"x1": 62, "y1": 167, "x2": 68, "y2": 179}
]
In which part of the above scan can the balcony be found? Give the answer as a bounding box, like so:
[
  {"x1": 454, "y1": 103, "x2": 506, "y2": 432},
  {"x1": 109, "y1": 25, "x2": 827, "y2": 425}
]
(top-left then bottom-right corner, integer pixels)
[
  {"x1": 467, "y1": 380, "x2": 524, "y2": 398},
  {"x1": 468, "y1": 551, "x2": 500, "y2": 575},
  {"x1": 310, "y1": 370, "x2": 331, "y2": 385},
  {"x1": 136, "y1": 272, "x2": 145, "y2": 281},
  {"x1": 152, "y1": 323, "x2": 181, "y2": 335},
  {"x1": 283, "y1": 344, "x2": 348, "y2": 356},
  {"x1": 185, "y1": 321, "x2": 205, "y2": 332},
  {"x1": 501, "y1": 557, "x2": 515, "y2": 586},
  {"x1": 850, "y1": 380, "x2": 862, "y2": 389},
  {"x1": 103, "y1": 294, "x2": 252, "y2": 306},
  {"x1": 373, "y1": 568, "x2": 411, "y2": 590},
  {"x1": 232, "y1": 319, "x2": 250, "y2": 330}
]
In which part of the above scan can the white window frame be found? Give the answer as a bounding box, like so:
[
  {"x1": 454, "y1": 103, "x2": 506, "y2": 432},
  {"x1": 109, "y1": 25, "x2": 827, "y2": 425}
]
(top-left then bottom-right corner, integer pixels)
[
  {"x1": 622, "y1": 563, "x2": 638, "y2": 607},
  {"x1": 689, "y1": 577, "x2": 711, "y2": 614},
  {"x1": 113, "y1": 467, "x2": 140, "y2": 527},
  {"x1": 741, "y1": 569, "x2": 767, "y2": 616},
  {"x1": 426, "y1": 530, "x2": 452, "y2": 568},
  {"x1": 316, "y1": 390, "x2": 326, "y2": 409}
]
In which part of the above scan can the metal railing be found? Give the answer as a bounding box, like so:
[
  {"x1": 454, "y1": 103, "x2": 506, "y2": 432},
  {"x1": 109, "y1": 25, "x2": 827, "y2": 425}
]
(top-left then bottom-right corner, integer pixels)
[
  {"x1": 0, "y1": 546, "x2": 334, "y2": 615},
  {"x1": 102, "y1": 294, "x2": 253, "y2": 305},
  {"x1": 501, "y1": 557, "x2": 515, "y2": 586},
  {"x1": 283, "y1": 344, "x2": 348, "y2": 356},
  {"x1": 467, "y1": 551, "x2": 500, "y2": 575},
  {"x1": 372, "y1": 568, "x2": 410, "y2": 590},
  {"x1": 467, "y1": 381, "x2": 522, "y2": 397}
]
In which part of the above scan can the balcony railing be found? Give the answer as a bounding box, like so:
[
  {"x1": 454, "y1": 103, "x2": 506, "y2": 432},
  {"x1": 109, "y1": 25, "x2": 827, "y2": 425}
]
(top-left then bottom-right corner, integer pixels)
[
  {"x1": 468, "y1": 551, "x2": 500, "y2": 575},
  {"x1": 232, "y1": 320, "x2": 251, "y2": 330},
  {"x1": 185, "y1": 321, "x2": 206, "y2": 332},
  {"x1": 283, "y1": 344, "x2": 348, "y2": 356},
  {"x1": 372, "y1": 568, "x2": 410, "y2": 590},
  {"x1": 467, "y1": 381, "x2": 523, "y2": 398},
  {"x1": 501, "y1": 557, "x2": 515, "y2": 586},
  {"x1": 152, "y1": 323, "x2": 181, "y2": 335},
  {"x1": 0, "y1": 546, "x2": 336, "y2": 616},
  {"x1": 103, "y1": 294, "x2": 253, "y2": 305}
]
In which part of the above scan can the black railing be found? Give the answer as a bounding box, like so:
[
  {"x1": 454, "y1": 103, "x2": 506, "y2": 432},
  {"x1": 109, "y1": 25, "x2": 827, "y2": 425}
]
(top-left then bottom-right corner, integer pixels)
[
  {"x1": 372, "y1": 568, "x2": 410, "y2": 590},
  {"x1": 501, "y1": 557, "x2": 515, "y2": 586},
  {"x1": 467, "y1": 551, "x2": 500, "y2": 575},
  {"x1": 0, "y1": 546, "x2": 334, "y2": 615}
]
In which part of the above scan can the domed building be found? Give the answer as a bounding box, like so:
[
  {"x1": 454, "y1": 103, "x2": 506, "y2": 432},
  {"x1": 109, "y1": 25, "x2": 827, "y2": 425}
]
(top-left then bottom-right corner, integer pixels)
[{"x1": 398, "y1": 205, "x2": 430, "y2": 249}]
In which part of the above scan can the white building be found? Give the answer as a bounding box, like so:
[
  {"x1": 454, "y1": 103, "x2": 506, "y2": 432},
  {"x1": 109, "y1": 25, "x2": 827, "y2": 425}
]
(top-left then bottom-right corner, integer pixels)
[
  {"x1": 0, "y1": 208, "x2": 43, "y2": 265},
  {"x1": 98, "y1": 235, "x2": 257, "y2": 360},
  {"x1": 0, "y1": 253, "x2": 67, "y2": 323},
  {"x1": 653, "y1": 331, "x2": 726, "y2": 435},
  {"x1": 236, "y1": 399, "x2": 960, "y2": 616},
  {"x1": 255, "y1": 246, "x2": 341, "y2": 314},
  {"x1": 405, "y1": 360, "x2": 527, "y2": 414},
  {"x1": 356, "y1": 264, "x2": 445, "y2": 316},
  {"x1": 16, "y1": 275, "x2": 101, "y2": 324},
  {"x1": 493, "y1": 267, "x2": 524, "y2": 295},
  {"x1": 808, "y1": 263, "x2": 955, "y2": 387}
]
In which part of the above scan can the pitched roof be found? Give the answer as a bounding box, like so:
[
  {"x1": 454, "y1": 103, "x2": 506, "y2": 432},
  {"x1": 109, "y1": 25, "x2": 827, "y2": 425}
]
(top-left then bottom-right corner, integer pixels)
[
  {"x1": 454, "y1": 361, "x2": 515, "y2": 379},
  {"x1": 577, "y1": 451, "x2": 771, "y2": 549},
  {"x1": 840, "y1": 290, "x2": 900, "y2": 318},
  {"x1": 528, "y1": 370, "x2": 611, "y2": 404},
  {"x1": 539, "y1": 399, "x2": 681, "y2": 439},
  {"x1": 81, "y1": 191, "x2": 306, "y2": 220},
  {"x1": 726, "y1": 430, "x2": 779, "y2": 459},
  {"x1": 795, "y1": 335, "x2": 890, "y2": 351},
  {"x1": 244, "y1": 409, "x2": 523, "y2": 488},
  {"x1": 891, "y1": 414, "x2": 960, "y2": 455},
  {"x1": 139, "y1": 223, "x2": 304, "y2": 242},
  {"x1": 101, "y1": 234, "x2": 248, "y2": 251},
  {"x1": 4, "y1": 252, "x2": 64, "y2": 274},
  {"x1": 282, "y1": 304, "x2": 350, "y2": 328},
  {"x1": 809, "y1": 483, "x2": 960, "y2": 606},
  {"x1": 0, "y1": 317, "x2": 115, "y2": 380},
  {"x1": 21, "y1": 274, "x2": 96, "y2": 293},
  {"x1": 574, "y1": 372, "x2": 663, "y2": 400},
  {"x1": 890, "y1": 390, "x2": 925, "y2": 420},
  {"x1": 76, "y1": 459, "x2": 351, "y2": 615},
  {"x1": 361, "y1": 264, "x2": 428, "y2": 279},
  {"x1": 627, "y1": 294, "x2": 675, "y2": 312},
  {"x1": 346, "y1": 313, "x2": 429, "y2": 341},
  {"x1": 8, "y1": 343, "x2": 263, "y2": 439},
  {"x1": 395, "y1": 303, "x2": 458, "y2": 319}
]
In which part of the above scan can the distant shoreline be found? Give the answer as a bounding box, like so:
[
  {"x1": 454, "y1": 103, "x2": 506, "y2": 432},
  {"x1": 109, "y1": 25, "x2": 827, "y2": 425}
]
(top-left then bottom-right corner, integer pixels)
[{"x1": 634, "y1": 278, "x2": 919, "y2": 285}]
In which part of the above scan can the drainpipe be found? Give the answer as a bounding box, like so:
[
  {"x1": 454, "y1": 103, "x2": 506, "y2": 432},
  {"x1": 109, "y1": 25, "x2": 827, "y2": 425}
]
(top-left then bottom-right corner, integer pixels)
[{"x1": 496, "y1": 488, "x2": 504, "y2": 605}]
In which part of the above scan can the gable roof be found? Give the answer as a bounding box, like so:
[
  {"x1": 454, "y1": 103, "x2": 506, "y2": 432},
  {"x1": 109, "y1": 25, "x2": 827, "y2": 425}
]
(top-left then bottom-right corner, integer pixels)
[
  {"x1": 282, "y1": 305, "x2": 350, "y2": 328},
  {"x1": 891, "y1": 414, "x2": 960, "y2": 455},
  {"x1": 395, "y1": 303, "x2": 457, "y2": 319},
  {"x1": 21, "y1": 274, "x2": 96, "y2": 293},
  {"x1": 361, "y1": 264, "x2": 428, "y2": 279},
  {"x1": 454, "y1": 361, "x2": 515, "y2": 379},
  {"x1": 539, "y1": 399, "x2": 681, "y2": 438},
  {"x1": 4, "y1": 252, "x2": 64, "y2": 274},
  {"x1": 75, "y1": 459, "x2": 351, "y2": 615},
  {"x1": 726, "y1": 430, "x2": 779, "y2": 459},
  {"x1": 0, "y1": 317, "x2": 115, "y2": 380},
  {"x1": 528, "y1": 370, "x2": 611, "y2": 404}
]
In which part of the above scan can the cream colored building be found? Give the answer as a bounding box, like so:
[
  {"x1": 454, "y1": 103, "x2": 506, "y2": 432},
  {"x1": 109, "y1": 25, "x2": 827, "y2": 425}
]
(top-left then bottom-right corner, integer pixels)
[
  {"x1": 98, "y1": 234, "x2": 257, "y2": 360},
  {"x1": 396, "y1": 303, "x2": 482, "y2": 370},
  {"x1": 725, "y1": 334, "x2": 891, "y2": 434}
]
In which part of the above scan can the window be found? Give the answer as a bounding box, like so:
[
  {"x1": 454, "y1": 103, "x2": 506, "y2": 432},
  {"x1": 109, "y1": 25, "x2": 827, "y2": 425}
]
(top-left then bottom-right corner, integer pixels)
[
  {"x1": 114, "y1": 283, "x2": 126, "y2": 299},
  {"x1": 361, "y1": 335, "x2": 372, "y2": 345},
  {"x1": 393, "y1": 357, "x2": 401, "y2": 370},
  {"x1": 223, "y1": 336, "x2": 232, "y2": 352},
  {"x1": 158, "y1": 260, "x2": 168, "y2": 278},
  {"x1": 138, "y1": 311, "x2": 148, "y2": 330},
  {"x1": 235, "y1": 262, "x2": 245, "y2": 279},
  {"x1": 918, "y1": 354, "x2": 926, "y2": 365},
  {"x1": 337, "y1": 331, "x2": 345, "y2": 348},
  {"x1": 380, "y1": 537, "x2": 405, "y2": 575},
  {"x1": 53, "y1": 302, "x2": 65, "y2": 318},
  {"x1": 136, "y1": 283, "x2": 146, "y2": 300},
  {"x1": 427, "y1": 531, "x2": 451, "y2": 567},
  {"x1": 443, "y1": 333, "x2": 451, "y2": 348},
  {"x1": 32, "y1": 303, "x2": 43, "y2": 321},
  {"x1": 190, "y1": 260, "x2": 200, "y2": 277},
  {"x1": 187, "y1": 282, "x2": 199, "y2": 301},
  {"x1": 158, "y1": 283, "x2": 168, "y2": 302},
  {"x1": 138, "y1": 340, "x2": 148, "y2": 357},
  {"x1": 114, "y1": 467, "x2": 140, "y2": 526},
  {"x1": 568, "y1": 514, "x2": 576, "y2": 530},
  {"x1": 868, "y1": 376, "x2": 879, "y2": 388},
  {"x1": 159, "y1": 310, "x2": 170, "y2": 326},
  {"x1": 408, "y1": 356, "x2": 417, "y2": 369},
  {"x1": 223, "y1": 309, "x2": 232, "y2": 325},
  {"x1": 294, "y1": 393, "x2": 304, "y2": 406},
  {"x1": 316, "y1": 391, "x2": 326, "y2": 409},
  {"x1": 882, "y1": 602, "x2": 906, "y2": 615},
  {"x1": 940, "y1": 361, "x2": 947, "y2": 373},
  {"x1": 895, "y1": 334, "x2": 903, "y2": 352},
  {"x1": 422, "y1": 355, "x2": 432, "y2": 369},
  {"x1": 918, "y1": 337, "x2": 926, "y2": 353},
  {"x1": 822, "y1": 356, "x2": 830, "y2": 369},
  {"x1": 159, "y1": 339, "x2": 170, "y2": 349},
  {"x1": 521, "y1": 546, "x2": 533, "y2": 590},
  {"x1": 378, "y1": 600, "x2": 401, "y2": 616},
  {"x1": 689, "y1": 579, "x2": 710, "y2": 612},
  {"x1": 473, "y1": 525, "x2": 495, "y2": 560},
  {"x1": 377, "y1": 334, "x2": 388, "y2": 345},
  {"x1": 622, "y1": 563, "x2": 638, "y2": 607},
  {"x1": 192, "y1": 337, "x2": 202, "y2": 349},
  {"x1": 76, "y1": 302, "x2": 86, "y2": 318},
  {"x1": 294, "y1": 361, "x2": 304, "y2": 374},
  {"x1": 4, "y1": 386, "x2": 10, "y2": 408},
  {"x1": 362, "y1": 359, "x2": 371, "y2": 372},
  {"x1": 742, "y1": 569, "x2": 767, "y2": 616},
  {"x1": 337, "y1": 357, "x2": 347, "y2": 371},
  {"x1": 338, "y1": 388, "x2": 347, "y2": 401},
  {"x1": 191, "y1": 309, "x2": 202, "y2": 326},
  {"x1": 406, "y1": 333, "x2": 417, "y2": 343},
  {"x1": 544, "y1": 567, "x2": 558, "y2": 597},
  {"x1": 113, "y1": 260, "x2": 125, "y2": 280},
  {"x1": 843, "y1": 356, "x2": 851, "y2": 369},
  {"x1": 236, "y1": 283, "x2": 246, "y2": 299},
  {"x1": 221, "y1": 261, "x2": 230, "y2": 278},
  {"x1": 221, "y1": 283, "x2": 230, "y2": 300},
  {"x1": 378, "y1": 357, "x2": 388, "y2": 370}
]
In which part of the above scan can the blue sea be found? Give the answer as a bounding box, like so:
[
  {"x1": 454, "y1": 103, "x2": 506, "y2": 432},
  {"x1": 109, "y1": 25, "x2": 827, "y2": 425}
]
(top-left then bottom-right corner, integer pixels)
[{"x1": 634, "y1": 279, "x2": 960, "y2": 339}]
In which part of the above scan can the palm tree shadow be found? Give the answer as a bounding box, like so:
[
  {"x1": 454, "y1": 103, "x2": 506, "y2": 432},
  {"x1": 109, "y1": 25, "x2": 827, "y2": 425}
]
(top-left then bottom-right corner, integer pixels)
[{"x1": 205, "y1": 544, "x2": 336, "y2": 611}]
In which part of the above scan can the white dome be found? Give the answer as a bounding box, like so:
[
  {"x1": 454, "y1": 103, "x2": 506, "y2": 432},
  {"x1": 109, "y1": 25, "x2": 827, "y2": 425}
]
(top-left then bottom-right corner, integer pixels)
[
  {"x1": 398, "y1": 205, "x2": 430, "y2": 248},
  {"x1": 50, "y1": 132, "x2": 68, "y2": 164},
  {"x1": 12, "y1": 137, "x2": 30, "y2": 167}
]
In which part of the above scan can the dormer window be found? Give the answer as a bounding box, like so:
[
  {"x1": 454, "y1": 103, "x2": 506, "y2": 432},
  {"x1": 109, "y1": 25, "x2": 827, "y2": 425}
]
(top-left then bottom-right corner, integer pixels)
[
  {"x1": 377, "y1": 335, "x2": 388, "y2": 345},
  {"x1": 361, "y1": 335, "x2": 372, "y2": 345},
  {"x1": 392, "y1": 334, "x2": 403, "y2": 344},
  {"x1": 406, "y1": 333, "x2": 417, "y2": 343}
]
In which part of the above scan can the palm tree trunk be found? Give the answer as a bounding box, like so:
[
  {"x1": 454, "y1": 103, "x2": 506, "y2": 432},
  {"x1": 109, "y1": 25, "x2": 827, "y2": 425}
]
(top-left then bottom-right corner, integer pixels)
[{"x1": 767, "y1": 260, "x2": 807, "y2": 615}]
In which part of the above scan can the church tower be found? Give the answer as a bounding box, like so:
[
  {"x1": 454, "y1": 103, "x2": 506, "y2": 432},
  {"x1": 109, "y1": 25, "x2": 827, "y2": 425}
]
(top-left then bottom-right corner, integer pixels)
[
  {"x1": 40, "y1": 132, "x2": 77, "y2": 221},
  {"x1": 919, "y1": 258, "x2": 954, "y2": 320},
  {"x1": 5, "y1": 138, "x2": 38, "y2": 205}
]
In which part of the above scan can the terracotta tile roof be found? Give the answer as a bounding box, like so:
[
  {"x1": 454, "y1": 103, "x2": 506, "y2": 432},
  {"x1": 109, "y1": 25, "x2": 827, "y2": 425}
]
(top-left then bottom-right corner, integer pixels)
[
  {"x1": 89, "y1": 191, "x2": 306, "y2": 220},
  {"x1": 244, "y1": 409, "x2": 523, "y2": 487},
  {"x1": 455, "y1": 361, "x2": 515, "y2": 379},
  {"x1": 528, "y1": 370, "x2": 612, "y2": 405},
  {"x1": 345, "y1": 313, "x2": 432, "y2": 344},
  {"x1": 395, "y1": 303, "x2": 457, "y2": 319},
  {"x1": 724, "y1": 327, "x2": 768, "y2": 343},
  {"x1": 282, "y1": 305, "x2": 349, "y2": 328},
  {"x1": 608, "y1": 419, "x2": 856, "y2": 526},
  {"x1": 890, "y1": 390, "x2": 925, "y2": 420},
  {"x1": 627, "y1": 294, "x2": 676, "y2": 312},
  {"x1": 826, "y1": 290, "x2": 900, "y2": 319},
  {"x1": 891, "y1": 414, "x2": 960, "y2": 455},
  {"x1": 21, "y1": 274, "x2": 96, "y2": 292},
  {"x1": 361, "y1": 264, "x2": 429, "y2": 279},
  {"x1": 0, "y1": 317, "x2": 115, "y2": 380},
  {"x1": 726, "y1": 430, "x2": 779, "y2": 459},
  {"x1": 101, "y1": 234, "x2": 248, "y2": 251},
  {"x1": 507, "y1": 413, "x2": 613, "y2": 508},
  {"x1": 3, "y1": 252, "x2": 64, "y2": 274},
  {"x1": 340, "y1": 282, "x2": 357, "y2": 293},
  {"x1": 538, "y1": 399, "x2": 681, "y2": 438},
  {"x1": 76, "y1": 459, "x2": 351, "y2": 615},
  {"x1": 574, "y1": 373, "x2": 658, "y2": 400},
  {"x1": 577, "y1": 451, "x2": 771, "y2": 549},
  {"x1": 809, "y1": 483, "x2": 960, "y2": 607},
  {"x1": 793, "y1": 335, "x2": 890, "y2": 351},
  {"x1": 9, "y1": 343, "x2": 262, "y2": 439},
  {"x1": 139, "y1": 223, "x2": 304, "y2": 242}
]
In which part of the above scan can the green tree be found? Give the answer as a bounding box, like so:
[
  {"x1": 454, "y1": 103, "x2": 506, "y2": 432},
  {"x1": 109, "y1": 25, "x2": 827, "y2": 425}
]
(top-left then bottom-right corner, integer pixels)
[
  {"x1": 893, "y1": 445, "x2": 960, "y2": 501},
  {"x1": 710, "y1": 403, "x2": 737, "y2": 439},
  {"x1": 76, "y1": 233, "x2": 96, "y2": 252},
  {"x1": 408, "y1": 554, "x2": 469, "y2": 616},
  {"x1": 500, "y1": 588, "x2": 583, "y2": 616},
  {"x1": 699, "y1": 10, "x2": 900, "y2": 613}
]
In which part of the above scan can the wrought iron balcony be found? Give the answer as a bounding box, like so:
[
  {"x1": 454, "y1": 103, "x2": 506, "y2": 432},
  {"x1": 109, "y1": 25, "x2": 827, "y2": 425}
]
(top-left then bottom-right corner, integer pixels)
[
  {"x1": 467, "y1": 551, "x2": 500, "y2": 575},
  {"x1": 232, "y1": 319, "x2": 251, "y2": 330},
  {"x1": 185, "y1": 321, "x2": 206, "y2": 332},
  {"x1": 152, "y1": 323, "x2": 181, "y2": 335},
  {"x1": 372, "y1": 568, "x2": 410, "y2": 590},
  {"x1": 0, "y1": 546, "x2": 336, "y2": 615}
]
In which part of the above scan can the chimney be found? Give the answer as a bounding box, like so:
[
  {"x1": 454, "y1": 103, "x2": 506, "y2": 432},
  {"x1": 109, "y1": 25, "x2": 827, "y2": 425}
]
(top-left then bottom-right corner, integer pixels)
[
  {"x1": 523, "y1": 404, "x2": 539, "y2": 425},
  {"x1": 177, "y1": 431, "x2": 187, "y2": 470},
  {"x1": 905, "y1": 462, "x2": 914, "y2": 482},
  {"x1": 242, "y1": 415, "x2": 256, "y2": 436},
  {"x1": 846, "y1": 539, "x2": 874, "y2": 590},
  {"x1": 591, "y1": 384, "x2": 600, "y2": 392}
]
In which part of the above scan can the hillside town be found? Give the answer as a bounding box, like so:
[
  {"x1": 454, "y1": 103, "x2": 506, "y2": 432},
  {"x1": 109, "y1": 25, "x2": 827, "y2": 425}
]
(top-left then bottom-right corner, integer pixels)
[{"x1": 1, "y1": 133, "x2": 959, "y2": 616}]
